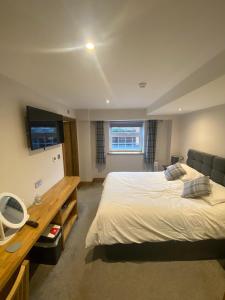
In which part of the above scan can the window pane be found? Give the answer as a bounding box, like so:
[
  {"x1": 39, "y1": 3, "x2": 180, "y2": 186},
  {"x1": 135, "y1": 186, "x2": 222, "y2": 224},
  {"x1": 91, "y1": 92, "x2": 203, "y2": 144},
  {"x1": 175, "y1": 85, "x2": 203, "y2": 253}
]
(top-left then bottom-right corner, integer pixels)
[{"x1": 110, "y1": 122, "x2": 144, "y2": 152}]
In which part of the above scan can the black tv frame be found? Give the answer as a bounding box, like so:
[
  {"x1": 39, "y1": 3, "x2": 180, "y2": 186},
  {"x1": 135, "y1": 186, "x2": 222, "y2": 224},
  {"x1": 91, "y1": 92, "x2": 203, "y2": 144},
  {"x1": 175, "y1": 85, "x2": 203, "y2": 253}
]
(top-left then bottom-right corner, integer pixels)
[{"x1": 26, "y1": 106, "x2": 64, "y2": 151}]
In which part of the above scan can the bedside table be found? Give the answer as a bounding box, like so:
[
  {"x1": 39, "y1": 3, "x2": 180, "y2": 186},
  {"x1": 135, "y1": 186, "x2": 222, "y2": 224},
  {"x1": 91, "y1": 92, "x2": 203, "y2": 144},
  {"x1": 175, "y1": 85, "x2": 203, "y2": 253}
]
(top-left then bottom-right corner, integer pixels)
[{"x1": 162, "y1": 165, "x2": 169, "y2": 170}]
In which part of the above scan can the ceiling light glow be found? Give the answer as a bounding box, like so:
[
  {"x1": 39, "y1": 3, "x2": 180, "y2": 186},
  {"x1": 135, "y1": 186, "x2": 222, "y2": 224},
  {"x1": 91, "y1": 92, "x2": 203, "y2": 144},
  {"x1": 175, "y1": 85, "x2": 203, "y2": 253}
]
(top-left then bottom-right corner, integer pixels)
[
  {"x1": 178, "y1": 108, "x2": 182, "y2": 112},
  {"x1": 86, "y1": 42, "x2": 95, "y2": 50},
  {"x1": 106, "y1": 99, "x2": 110, "y2": 104}
]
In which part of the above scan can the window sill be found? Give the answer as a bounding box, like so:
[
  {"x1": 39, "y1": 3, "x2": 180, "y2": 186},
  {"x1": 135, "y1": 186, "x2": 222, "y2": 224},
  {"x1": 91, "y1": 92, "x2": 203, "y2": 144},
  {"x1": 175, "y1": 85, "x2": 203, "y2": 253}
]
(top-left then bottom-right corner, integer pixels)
[{"x1": 108, "y1": 151, "x2": 144, "y2": 155}]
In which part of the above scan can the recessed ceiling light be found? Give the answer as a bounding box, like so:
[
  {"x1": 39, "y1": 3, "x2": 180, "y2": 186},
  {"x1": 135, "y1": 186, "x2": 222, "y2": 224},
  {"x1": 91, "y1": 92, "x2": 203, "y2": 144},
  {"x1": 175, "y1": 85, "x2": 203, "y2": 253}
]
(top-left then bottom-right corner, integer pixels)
[
  {"x1": 85, "y1": 42, "x2": 95, "y2": 50},
  {"x1": 178, "y1": 108, "x2": 182, "y2": 112},
  {"x1": 106, "y1": 99, "x2": 110, "y2": 104}
]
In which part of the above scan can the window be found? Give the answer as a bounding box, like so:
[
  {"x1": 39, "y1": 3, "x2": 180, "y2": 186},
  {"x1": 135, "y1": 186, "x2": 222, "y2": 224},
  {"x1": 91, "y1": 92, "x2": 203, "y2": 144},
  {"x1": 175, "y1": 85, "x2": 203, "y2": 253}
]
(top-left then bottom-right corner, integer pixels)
[{"x1": 109, "y1": 121, "x2": 144, "y2": 153}]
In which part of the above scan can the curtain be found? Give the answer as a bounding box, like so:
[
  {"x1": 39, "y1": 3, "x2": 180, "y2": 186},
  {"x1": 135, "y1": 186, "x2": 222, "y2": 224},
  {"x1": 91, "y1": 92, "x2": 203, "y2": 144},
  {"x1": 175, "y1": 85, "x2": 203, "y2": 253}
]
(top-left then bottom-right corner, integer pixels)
[
  {"x1": 96, "y1": 121, "x2": 106, "y2": 165},
  {"x1": 144, "y1": 120, "x2": 158, "y2": 168}
]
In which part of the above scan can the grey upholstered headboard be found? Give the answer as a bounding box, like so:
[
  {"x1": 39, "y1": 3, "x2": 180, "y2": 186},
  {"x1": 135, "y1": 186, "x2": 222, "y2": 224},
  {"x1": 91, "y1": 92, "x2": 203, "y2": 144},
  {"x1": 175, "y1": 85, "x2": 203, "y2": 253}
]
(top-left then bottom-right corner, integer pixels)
[{"x1": 187, "y1": 149, "x2": 225, "y2": 187}]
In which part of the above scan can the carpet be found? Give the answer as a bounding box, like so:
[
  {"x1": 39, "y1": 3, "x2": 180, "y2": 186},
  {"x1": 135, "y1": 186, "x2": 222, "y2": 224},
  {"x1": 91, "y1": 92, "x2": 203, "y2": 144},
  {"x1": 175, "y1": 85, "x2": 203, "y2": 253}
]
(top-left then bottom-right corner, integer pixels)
[{"x1": 30, "y1": 183, "x2": 225, "y2": 300}]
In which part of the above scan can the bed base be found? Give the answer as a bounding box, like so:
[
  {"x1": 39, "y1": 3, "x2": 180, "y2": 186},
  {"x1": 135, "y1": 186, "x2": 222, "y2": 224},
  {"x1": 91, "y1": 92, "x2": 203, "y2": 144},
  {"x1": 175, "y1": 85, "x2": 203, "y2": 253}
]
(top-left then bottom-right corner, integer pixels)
[{"x1": 104, "y1": 239, "x2": 225, "y2": 261}]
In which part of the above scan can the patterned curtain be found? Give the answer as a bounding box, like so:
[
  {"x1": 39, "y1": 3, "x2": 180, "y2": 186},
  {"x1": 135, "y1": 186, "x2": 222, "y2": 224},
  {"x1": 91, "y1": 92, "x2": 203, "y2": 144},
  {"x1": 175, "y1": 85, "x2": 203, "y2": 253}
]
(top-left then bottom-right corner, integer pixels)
[
  {"x1": 144, "y1": 120, "x2": 158, "y2": 168},
  {"x1": 96, "y1": 121, "x2": 106, "y2": 165}
]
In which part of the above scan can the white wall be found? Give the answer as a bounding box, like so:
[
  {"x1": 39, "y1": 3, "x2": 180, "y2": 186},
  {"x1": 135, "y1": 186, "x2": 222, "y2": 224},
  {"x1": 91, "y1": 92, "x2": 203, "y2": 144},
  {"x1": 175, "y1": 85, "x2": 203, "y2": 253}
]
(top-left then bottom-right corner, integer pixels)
[
  {"x1": 76, "y1": 103, "x2": 225, "y2": 181},
  {"x1": 89, "y1": 109, "x2": 147, "y2": 121},
  {"x1": 3, "y1": 64, "x2": 224, "y2": 205},
  {"x1": 178, "y1": 104, "x2": 225, "y2": 159},
  {"x1": 76, "y1": 108, "x2": 175, "y2": 181},
  {"x1": 77, "y1": 120, "x2": 92, "y2": 182},
  {"x1": 91, "y1": 121, "x2": 145, "y2": 178},
  {"x1": 91, "y1": 120, "x2": 172, "y2": 178},
  {"x1": 0, "y1": 74, "x2": 75, "y2": 207},
  {"x1": 170, "y1": 116, "x2": 181, "y2": 156}
]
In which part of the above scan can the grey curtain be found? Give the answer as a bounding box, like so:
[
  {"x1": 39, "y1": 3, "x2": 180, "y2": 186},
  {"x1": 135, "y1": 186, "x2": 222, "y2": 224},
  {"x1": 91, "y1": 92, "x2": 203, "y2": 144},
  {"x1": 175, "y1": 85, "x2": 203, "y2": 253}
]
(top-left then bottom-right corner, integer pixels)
[
  {"x1": 144, "y1": 120, "x2": 158, "y2": 167},
  {"x1": 96, "y1": 121, "x2": 106, "y2": 165}
]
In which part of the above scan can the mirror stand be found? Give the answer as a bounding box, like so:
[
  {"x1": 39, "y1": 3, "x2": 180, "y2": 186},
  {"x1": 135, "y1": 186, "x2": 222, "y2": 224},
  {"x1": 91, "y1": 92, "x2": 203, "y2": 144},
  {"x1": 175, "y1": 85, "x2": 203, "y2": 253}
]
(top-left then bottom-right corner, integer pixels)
[
  {"x1": 0, "y1": 193, "x2": 29, "y2": 245},
  {"x1": 0, "y1": 222, "x2": 17, "y2": 245}
]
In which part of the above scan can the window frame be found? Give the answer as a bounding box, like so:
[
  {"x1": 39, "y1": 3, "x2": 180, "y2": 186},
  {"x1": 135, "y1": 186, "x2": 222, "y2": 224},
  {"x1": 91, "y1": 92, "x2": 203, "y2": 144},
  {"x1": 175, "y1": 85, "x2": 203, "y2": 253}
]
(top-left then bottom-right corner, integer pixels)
[{"x1": 108, "y1": 121, "x2": 145, "y2": 154}]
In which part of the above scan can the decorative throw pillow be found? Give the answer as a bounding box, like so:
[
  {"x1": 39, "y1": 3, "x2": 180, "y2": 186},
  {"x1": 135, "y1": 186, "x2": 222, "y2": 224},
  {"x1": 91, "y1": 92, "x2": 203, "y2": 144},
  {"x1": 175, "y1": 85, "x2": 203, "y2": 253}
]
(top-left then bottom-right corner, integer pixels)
[
  {"x1": 182, "y1": 176, "x2": 211, "y2": 198},
  {"x1": 164, "y1": 163, "x2": 186, "y2": 181}
]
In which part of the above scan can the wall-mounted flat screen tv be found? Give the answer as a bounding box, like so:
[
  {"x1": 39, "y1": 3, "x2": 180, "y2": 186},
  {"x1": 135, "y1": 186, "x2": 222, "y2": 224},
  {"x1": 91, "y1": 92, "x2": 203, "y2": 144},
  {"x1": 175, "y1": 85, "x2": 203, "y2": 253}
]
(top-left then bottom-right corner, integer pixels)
[{"x1": 27, "y1": 106, "x2": 64, "y2": 150}]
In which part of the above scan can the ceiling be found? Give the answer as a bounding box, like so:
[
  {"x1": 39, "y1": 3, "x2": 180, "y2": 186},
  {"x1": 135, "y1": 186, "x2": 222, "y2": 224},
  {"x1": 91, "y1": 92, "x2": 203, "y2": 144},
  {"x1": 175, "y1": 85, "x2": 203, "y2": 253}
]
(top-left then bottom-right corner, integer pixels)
[
  {"x1": 149, "y1": 74, "x2": 225, "y2": 115},
  {"x1": 0, "y1": 0, "x2": 225, "y2": 112}
]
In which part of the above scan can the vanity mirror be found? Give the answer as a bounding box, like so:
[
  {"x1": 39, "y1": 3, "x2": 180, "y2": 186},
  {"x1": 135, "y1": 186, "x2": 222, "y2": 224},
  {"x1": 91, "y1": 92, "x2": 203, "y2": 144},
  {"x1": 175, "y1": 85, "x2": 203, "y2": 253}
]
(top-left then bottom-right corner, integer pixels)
[{"x1": 0, "y1": 193, "x2": 29, "y2": 245}]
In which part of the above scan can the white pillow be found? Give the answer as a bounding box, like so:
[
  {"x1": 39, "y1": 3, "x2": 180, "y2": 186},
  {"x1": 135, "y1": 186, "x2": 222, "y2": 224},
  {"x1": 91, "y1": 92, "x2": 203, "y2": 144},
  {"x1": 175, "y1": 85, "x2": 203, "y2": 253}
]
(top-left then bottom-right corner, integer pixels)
[
  {"x1": 201, "y1": 181, "x2": 225, "y2": 205},
  {"x1": 180, "y1": 164, "x2": 202, "y2": 182}
]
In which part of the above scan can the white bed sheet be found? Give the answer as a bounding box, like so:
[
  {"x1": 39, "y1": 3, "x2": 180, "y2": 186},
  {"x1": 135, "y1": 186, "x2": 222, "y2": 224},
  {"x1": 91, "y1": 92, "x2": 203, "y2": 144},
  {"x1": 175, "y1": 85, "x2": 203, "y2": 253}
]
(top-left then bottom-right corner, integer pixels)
[{"x1": 86, "y1": 172, "x2": 225, "y2": 247}]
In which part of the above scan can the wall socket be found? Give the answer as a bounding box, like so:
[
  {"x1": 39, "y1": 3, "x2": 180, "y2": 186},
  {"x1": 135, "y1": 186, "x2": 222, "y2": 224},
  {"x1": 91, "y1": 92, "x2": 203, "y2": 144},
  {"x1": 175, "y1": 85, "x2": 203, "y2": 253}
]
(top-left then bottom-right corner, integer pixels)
[{"x1": 35, "y1": 179, "x2": 42, "y2": 189}]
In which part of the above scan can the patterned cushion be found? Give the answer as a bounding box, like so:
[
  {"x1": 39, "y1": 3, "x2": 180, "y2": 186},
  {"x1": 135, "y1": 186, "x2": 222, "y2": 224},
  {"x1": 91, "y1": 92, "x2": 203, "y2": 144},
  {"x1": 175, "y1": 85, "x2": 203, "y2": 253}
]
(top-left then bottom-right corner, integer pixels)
[
  {"x1": 182, "y1": 176, "x2": 211, "y2": 198},
  {"x1": 164, "y1": 163, "x2": 186, "y2": 181}
]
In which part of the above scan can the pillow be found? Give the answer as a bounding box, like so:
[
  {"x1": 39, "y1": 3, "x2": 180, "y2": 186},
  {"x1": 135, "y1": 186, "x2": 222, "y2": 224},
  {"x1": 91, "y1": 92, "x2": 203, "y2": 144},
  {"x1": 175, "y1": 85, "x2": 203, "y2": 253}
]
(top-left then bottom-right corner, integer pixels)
[
  {"x1": 164, "y1": 163, "x2": 186, "y2": 181},
  {"x1": 180, "y1": 163, "x2": 202, "y2": 182},
  {"x1": 182, "y1": 176, "x2": 211, "y2": 198},
  {"x1": 201, "y1": 180, "x2": 225, "y2": 205}
]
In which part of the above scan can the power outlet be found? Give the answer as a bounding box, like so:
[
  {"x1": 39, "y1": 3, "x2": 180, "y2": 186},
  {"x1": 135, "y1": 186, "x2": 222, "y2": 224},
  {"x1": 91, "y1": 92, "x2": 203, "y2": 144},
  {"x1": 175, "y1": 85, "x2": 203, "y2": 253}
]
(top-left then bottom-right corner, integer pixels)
[{"x1": 35, "y1": 179, "x2": 42, "y2": 189}]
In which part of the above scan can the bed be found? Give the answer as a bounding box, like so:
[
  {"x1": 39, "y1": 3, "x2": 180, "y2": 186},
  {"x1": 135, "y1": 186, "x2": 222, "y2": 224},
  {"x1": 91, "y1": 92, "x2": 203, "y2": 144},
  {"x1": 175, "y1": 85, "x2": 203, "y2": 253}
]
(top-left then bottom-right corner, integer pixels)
[{"x1": 86, "y1": 149, "x2": 225, "y2": 260}]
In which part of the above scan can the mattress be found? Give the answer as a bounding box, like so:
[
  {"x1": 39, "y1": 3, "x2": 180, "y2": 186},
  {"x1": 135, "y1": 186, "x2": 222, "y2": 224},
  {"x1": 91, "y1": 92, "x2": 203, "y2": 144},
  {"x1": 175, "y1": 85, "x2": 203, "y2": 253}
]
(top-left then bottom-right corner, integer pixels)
[{"x1": 86, "y1": 171, "x2": 225, "y2": 247}]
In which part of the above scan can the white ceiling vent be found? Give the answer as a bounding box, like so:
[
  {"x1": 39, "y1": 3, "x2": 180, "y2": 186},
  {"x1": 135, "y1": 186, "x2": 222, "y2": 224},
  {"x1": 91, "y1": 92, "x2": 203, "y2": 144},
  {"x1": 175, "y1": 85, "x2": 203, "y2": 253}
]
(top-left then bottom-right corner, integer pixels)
[{"x1": 138, "y1": 82, "x2": 147, "y2": 88}]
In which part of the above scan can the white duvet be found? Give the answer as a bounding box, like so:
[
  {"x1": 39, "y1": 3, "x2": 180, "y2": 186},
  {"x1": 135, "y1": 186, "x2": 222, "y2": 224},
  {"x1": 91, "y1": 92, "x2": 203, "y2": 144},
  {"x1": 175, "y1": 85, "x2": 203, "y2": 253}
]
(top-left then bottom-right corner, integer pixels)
[{"x1": 86, "y1": 172, "x2": 225, "y2": 247}]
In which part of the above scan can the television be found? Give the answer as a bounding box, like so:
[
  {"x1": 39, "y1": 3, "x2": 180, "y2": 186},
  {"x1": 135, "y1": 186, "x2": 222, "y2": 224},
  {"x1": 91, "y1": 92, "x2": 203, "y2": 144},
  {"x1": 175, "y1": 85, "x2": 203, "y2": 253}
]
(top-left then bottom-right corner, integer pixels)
[{"x1": 26, "y1": 106, "x2": 64, "y2": 150}]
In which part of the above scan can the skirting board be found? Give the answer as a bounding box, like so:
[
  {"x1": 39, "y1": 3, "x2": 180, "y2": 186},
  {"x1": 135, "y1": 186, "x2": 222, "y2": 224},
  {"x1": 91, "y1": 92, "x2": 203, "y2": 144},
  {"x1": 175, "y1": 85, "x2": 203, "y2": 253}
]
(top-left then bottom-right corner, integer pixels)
[
  {"x1": 104, "y1": 239, "x2": 225, "y2": 261},
  {"x1": 78, "y1": 181, "x2": 93, "y2": 188},
  {"x1": 92, "y1": 178, "x2": 105, "y2": 183},
  {"x1": 78, "y1": 178, "x2": 105, "y2": 188}
]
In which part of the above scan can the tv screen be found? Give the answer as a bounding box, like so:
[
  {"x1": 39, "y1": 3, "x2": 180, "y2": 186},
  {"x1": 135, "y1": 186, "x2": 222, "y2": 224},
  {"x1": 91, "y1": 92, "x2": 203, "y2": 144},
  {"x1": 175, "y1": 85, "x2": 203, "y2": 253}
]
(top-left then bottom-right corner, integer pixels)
[{"x1": 27, "y1": 106, "x2": 64, "y2": 150}]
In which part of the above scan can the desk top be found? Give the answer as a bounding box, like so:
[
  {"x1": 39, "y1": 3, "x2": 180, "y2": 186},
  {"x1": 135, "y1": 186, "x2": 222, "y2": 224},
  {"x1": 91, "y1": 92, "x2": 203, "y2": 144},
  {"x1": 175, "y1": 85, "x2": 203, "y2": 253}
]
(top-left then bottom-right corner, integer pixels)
[{"x1": 0, "y1": 176, "x2": 80, "y2": 291}]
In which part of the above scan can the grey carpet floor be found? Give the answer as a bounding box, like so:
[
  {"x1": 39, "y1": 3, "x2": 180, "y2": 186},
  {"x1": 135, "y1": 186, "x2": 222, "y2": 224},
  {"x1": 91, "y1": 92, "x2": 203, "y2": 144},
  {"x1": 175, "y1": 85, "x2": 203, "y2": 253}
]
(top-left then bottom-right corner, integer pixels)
[{"x1": 30, "y1": 183, "x2": 225, "y2": 300}]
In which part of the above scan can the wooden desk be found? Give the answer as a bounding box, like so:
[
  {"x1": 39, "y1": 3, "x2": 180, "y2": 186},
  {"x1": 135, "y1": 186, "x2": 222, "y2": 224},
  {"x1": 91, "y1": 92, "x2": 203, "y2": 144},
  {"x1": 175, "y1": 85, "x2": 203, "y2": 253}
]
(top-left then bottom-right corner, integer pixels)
[{"x1": 0, "y1": 176, "x2": 80, "y2": 294}]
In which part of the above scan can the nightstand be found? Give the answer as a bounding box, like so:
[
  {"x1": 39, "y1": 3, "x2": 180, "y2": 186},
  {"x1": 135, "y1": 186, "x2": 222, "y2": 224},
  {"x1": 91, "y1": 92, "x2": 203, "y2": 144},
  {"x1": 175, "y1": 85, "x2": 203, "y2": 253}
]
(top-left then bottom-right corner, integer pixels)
[{"x1": 162, "y1": 165, "x2": 169, "y2": 170}]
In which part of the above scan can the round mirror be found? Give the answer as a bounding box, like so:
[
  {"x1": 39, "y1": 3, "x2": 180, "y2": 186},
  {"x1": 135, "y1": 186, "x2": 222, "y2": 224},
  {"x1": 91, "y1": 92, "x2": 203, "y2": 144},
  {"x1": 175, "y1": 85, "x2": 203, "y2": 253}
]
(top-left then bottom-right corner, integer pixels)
[{"x1": 0, "y1": 193, "x2": 28, "y2": 229}]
